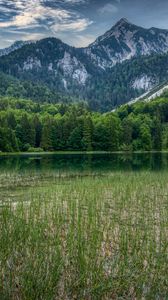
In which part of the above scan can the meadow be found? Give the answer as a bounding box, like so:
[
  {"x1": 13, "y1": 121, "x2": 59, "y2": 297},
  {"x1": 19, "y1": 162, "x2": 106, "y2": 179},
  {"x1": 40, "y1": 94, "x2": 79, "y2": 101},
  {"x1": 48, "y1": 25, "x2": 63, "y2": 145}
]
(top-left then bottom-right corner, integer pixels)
[{"x1": 0, "y1": 153, "x2": 168, "y2": 299}]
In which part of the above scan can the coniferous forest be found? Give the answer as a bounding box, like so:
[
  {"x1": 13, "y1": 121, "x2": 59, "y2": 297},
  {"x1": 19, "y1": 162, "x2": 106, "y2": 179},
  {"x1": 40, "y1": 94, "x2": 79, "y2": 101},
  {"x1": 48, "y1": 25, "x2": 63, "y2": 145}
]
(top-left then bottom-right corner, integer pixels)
[{"x1": 0, "y1": 92, "x2": 168, "y2": 153}]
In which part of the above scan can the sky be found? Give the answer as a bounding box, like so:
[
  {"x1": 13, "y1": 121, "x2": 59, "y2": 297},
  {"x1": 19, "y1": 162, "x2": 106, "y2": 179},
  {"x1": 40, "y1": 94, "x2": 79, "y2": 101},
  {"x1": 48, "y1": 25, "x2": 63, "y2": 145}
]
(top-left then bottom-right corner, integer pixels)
[{"x1": 0, "y1": 0, "x2": 168, "y2": 49}]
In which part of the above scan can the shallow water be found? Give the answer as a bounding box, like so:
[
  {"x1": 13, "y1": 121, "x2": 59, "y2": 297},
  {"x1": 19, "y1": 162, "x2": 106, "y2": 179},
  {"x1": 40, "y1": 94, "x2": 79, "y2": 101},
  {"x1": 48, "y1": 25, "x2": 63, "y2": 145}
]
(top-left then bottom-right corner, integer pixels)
[
  {"x1": 1, "y1": 153, "x2": 168, "y2": 299},
  {"x1": 0, "y1": 152, "x2": 168, "y2": 173}
]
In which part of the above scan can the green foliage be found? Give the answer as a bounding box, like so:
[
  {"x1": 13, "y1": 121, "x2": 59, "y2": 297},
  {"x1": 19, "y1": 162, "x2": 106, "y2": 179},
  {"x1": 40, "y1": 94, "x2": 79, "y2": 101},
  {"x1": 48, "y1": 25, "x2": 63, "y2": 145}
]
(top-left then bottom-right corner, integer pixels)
[
  {"x1": 82, "y1": 116, "x2": 93, "y2": 151},
  {"x1": 0, "y1": 95, "x2": 168, "y2": 152},
  {"x1": 0, "y1": 72, "x2": 76, "y2": 104}
]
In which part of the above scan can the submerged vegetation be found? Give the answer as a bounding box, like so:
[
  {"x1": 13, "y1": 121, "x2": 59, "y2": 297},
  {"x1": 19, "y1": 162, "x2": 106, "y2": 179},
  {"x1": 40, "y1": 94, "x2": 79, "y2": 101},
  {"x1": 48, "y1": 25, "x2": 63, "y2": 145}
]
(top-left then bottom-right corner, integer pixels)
[
  {"x1": 0, "y1": 164, "x2": 168, "y2": 299},
  {"x1": 0, "y1": 94, "x2": 168, "y2": 153}
]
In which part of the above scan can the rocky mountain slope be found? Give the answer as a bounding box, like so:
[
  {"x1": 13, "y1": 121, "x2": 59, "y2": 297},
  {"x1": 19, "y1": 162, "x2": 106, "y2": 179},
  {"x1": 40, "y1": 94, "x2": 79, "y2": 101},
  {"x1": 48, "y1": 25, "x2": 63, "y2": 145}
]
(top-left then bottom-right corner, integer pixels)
[
  {"x1": 128, "y1": 81, "x2": 168, "y2": 105},
  {"x1": 0, "y1": 41, "x2": 33, "y2": 57},
  {"x1": 85, "y1": 18, "x2": 168, "y2": 69},
  {"x1": 0, "y1": 18, "x2": 168, "y2": 111},
  {"x1": 0, "y1": 38, "x2": 97, "y2": 88}
]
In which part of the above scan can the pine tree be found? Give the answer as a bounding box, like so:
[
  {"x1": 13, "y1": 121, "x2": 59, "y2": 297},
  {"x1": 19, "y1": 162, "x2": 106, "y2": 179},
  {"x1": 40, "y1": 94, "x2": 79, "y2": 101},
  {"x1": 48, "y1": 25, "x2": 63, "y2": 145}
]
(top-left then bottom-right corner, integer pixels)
[
  {"x1": 153, "y1": 112, "x2": 162, "y2": 151},
  {"x1": 82, "y1": 116, "x2": 93, "y2": 151},
  {"x1": 7, "y1": 112, "x2": 16, "y2": 130},
  {"x1": 40, "y1": 118, "x2": 53, "y2": 151},
  {"x1": 33, "y1": 115, "x2": 42, "y2": 148},
  {"x1": 122, "y1": 119, "x2": 133, "y2": 148},
  {"x1": 140, "y1": 124, "x2": 152, "y2": 151},
  {"x1": 106, "y1": 115, "x2": 121, "y2": 151},
  {"x1": 68, "y1": 126, "x2": 83, "y2": 150}
]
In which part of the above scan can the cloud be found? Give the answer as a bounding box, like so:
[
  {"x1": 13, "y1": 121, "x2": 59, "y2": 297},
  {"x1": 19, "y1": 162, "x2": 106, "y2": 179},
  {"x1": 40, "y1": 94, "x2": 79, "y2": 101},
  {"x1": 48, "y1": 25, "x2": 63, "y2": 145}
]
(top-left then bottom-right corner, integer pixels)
[
  {"x1": 62, "y1": 0, "x2": 87, "y2": 3},
  {"x1": 98, "y1": 3, "x2": 119, "y2": 14},
  {"x1": 72, "y1": 33, "x2": 95, "y2": 47},
  {"x1": 51, "y1": 17, "x2": 93, "y2": 33},
  {"x1": 0, "y1": 0, "x2": 92, "y2": 33},
  {"x1": 22, "y1": 32, "x2": 48, "y2": 41}
]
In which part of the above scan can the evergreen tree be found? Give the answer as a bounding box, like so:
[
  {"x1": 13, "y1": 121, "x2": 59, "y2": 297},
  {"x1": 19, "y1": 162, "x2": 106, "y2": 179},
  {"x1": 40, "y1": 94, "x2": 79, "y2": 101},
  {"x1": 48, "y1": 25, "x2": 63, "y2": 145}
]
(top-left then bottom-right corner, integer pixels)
[
  {"x1": 16, "y1": 114, "x2": 35, "y2": 150},
  {"x1": 7, "y1": 112, "x2": 17, "y2": 130},
  {"x1": 33, "y1": 115, "x2": 42, "y2": 148},
  {"x1": 68, "y1": 126, "x2": 83, "y2": 150},
  {"x1": 153, "y1": 112, "x2": 162, "y2": 150},
  {"x1": 93, "y1": 123, "x2": 109, "y2": 150},
  {"x1": 121, "y1": 118, "x2": 133, "y2": 150},
  {"x1": 106, "y1": 115, "x2": 121, "y2": 151},
  {"x1": 82, "y1": 116, "x2": 93, "y2": 151},
  {"x1": 140, "y1": 124, "x2": 152, "y2": 151},
  {"x1": 41, "y1": 118, "x2": 53, "y2": 151}
]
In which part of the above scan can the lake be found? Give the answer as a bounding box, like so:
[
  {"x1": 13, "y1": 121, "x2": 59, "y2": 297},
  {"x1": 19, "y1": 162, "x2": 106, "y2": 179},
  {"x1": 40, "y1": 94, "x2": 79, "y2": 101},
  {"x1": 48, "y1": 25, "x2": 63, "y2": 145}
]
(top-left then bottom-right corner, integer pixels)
[{"x1": 0, "y1": 152, "x2": 168, "y2": 173}]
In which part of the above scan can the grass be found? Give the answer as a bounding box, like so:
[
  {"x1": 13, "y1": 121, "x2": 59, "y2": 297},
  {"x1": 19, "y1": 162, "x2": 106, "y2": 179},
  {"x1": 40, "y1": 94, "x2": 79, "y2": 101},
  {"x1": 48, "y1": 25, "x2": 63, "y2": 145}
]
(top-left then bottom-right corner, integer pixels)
[{"x1": 0, "y1": 169, "x2": 168, "y2": 299}]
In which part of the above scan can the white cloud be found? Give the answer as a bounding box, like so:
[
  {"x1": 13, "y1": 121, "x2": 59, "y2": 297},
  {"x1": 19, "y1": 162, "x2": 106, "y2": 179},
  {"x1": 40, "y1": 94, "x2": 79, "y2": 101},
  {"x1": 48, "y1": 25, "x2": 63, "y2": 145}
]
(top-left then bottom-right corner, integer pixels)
[
  {"x1": 72, "y1": 34, "x2": 95, "y2": 47},
  {"x1": 22, "y1": 32, "x2": 48, "y2": 41},
  {"x1": 0, "y1": 0, "x2": 92, "y2": 33},
  {"x1": 98, "y1": 3, "x2": 119, "y2": 15},
  {"x1": 51, "y1": 18, "x2": 93, "y2": 33},
  {"x1": 62, "y1": 0, "x2": 87, "y2": 3}
]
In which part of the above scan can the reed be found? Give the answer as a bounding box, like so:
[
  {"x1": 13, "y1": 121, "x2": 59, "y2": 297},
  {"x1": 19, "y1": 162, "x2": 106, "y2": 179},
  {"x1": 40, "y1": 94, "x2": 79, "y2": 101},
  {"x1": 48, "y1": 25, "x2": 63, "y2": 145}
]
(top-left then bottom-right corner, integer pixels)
[{"x1": 0, "y1": 170, "x2": 168, "y2": 299}]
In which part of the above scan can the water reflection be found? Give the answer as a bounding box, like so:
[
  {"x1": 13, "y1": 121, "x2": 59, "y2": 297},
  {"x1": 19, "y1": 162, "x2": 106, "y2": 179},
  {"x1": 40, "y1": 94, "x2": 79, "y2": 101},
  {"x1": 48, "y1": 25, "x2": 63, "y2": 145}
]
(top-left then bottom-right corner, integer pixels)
[{"x1": 0, "y1": 152, "x2": 167, "y2": 173}]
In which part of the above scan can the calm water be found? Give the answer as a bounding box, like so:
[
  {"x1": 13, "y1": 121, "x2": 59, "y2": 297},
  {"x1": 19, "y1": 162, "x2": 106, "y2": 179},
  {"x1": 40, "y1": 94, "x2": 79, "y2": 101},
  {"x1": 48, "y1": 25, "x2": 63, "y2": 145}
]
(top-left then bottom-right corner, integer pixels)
[{"x1": 0, "y1": 152, "x2": 168, "y2": 173}]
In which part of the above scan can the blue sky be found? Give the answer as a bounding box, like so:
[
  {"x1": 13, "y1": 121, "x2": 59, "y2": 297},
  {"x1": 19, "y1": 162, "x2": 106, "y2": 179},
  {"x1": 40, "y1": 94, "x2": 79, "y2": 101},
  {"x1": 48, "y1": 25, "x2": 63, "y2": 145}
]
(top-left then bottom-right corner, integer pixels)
[{"x1": 0, "y1": 0, "x2": 168, "y2": 48}]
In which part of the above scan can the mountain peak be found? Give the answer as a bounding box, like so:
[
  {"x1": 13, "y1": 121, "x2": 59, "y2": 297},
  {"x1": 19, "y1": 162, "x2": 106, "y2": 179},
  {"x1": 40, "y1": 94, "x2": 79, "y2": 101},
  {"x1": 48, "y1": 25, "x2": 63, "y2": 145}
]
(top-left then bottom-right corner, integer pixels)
[
  {"x1": 91, "y1": 18, "x2": 135, "y2": 47},
  {"x1": 112, "y1": 18, "x2": 141, "y2": 31},
  {"x1": 116, "y1": 18, "x2": 130, "y2": 25}
]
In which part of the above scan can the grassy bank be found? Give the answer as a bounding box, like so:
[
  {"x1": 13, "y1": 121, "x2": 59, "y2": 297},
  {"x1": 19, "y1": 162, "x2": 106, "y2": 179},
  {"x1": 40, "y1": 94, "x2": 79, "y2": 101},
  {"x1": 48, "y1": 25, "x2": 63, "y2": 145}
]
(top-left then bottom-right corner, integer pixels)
[{"x1": 0, "y1": 170, "x2": 168, "y2": 299}]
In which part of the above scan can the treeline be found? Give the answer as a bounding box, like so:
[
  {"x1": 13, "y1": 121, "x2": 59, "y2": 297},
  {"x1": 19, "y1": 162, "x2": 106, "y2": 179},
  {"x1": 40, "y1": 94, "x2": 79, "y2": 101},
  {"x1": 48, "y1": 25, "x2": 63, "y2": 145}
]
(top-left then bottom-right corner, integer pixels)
[{"x1": 0, "y1": 96, "x2": 168, "y2": 152}]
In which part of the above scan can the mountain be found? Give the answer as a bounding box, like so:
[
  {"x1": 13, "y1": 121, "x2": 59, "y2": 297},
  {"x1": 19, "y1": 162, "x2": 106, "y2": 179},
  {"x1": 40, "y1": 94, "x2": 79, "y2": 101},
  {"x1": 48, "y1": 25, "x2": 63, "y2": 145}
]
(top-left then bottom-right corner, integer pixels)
[
  {"x1": 127, "y1": 81, "x2": 168, "y2": 106},
  {"x1": 85, "y1": 52, "x2": 168, "y2": 110},
  {"x1": 84, "y1": 18, "x2": 168, "y2": 69},
  {"x1": 0, "y1": 41, "x2": 33, "y2": 57},
  {"x1": 0, "y1": 38, "x2": 98, "y2": 92},
  {"x1": 0, "y1": 18, "x2": 168, "y2": 111}
]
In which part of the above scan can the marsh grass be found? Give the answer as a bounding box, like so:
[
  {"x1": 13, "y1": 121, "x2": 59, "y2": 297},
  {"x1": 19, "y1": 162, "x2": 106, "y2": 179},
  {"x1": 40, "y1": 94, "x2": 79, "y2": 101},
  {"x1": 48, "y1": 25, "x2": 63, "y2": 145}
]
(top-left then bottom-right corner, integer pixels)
[{"x1": 0, "y1": 170, "x2": 168, "y2": 299}]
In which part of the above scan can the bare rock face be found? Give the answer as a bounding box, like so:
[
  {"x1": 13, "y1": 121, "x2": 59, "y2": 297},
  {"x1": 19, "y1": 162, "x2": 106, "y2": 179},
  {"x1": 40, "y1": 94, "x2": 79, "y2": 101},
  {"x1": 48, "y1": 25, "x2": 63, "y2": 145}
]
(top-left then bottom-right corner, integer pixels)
[
  {"x1": 85, "y1": 18, "x2": 168, "y2": 69},
  {"x1": 0, "y1": 41, "x2": 34, "y2": 57}
]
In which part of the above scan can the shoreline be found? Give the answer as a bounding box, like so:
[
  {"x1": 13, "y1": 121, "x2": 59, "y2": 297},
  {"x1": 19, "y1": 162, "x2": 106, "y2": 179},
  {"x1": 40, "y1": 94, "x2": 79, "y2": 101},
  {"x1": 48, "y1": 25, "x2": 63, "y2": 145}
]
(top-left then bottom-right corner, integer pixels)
[{"x1": 0, "y1": 150, "x2": 168, "y2": 157}]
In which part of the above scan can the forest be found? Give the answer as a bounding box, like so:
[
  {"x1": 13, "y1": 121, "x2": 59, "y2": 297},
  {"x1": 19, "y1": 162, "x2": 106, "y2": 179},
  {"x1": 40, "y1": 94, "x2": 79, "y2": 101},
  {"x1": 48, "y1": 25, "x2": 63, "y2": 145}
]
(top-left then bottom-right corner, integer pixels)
[{"x1": 0, "y1": 92, "x2": 168, "y2": 153}]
